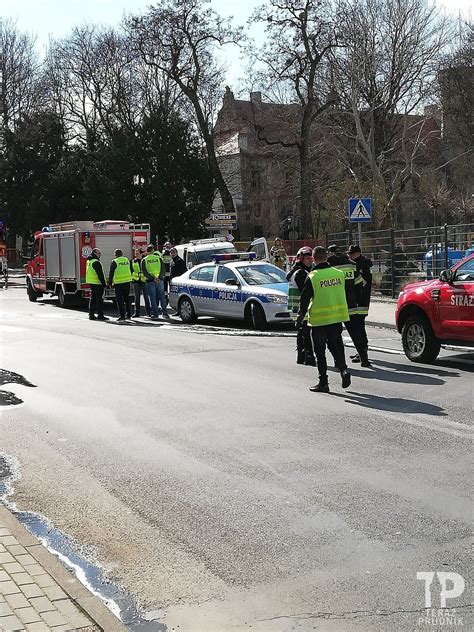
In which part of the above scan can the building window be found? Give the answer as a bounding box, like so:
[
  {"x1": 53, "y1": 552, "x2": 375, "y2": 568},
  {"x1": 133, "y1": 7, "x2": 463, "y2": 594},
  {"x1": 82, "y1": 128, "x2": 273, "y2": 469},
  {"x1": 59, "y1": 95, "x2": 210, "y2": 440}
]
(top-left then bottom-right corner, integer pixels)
[{"x1": 251, "y1": 170, "x2": 261, "y2": 190}]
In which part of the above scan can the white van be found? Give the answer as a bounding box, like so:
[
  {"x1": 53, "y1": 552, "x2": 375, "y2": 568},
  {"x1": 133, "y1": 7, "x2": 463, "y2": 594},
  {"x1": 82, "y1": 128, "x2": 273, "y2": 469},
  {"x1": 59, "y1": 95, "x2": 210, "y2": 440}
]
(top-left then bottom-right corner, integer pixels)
[{"x1": 175, "y1": 238, "x2": 238, "y2": 269}]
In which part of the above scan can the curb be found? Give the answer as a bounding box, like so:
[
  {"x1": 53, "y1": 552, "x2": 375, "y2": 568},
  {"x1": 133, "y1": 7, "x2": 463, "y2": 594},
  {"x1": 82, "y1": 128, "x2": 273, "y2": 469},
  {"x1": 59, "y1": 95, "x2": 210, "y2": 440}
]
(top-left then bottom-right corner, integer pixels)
[
  {"x1": 366, "y1": 320, "x2": 397, "y2": 331},
  {"x1": 0, "y1": 505, "x2": 128, "y2": 632}
]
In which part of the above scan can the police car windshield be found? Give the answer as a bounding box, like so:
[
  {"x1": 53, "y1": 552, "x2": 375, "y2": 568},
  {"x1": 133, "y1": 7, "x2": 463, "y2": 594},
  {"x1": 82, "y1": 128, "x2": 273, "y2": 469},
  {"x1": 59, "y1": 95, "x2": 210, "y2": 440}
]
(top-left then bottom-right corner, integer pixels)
[
  {"x1": 194, "y1": 246, "x2": 236, "y2": 264},
  {"x1": 237, "y1": 264, "x2": 286, "y2": 285}
]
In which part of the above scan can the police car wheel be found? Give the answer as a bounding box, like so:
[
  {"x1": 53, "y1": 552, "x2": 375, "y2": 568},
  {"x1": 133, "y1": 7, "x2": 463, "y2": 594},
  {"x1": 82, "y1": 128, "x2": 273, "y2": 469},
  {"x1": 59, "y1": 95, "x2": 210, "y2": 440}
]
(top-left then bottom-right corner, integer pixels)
[
  {"x1": 249, "y1": 302, "x2": 266, "y2": 331},
  {"x1": 402, "y1": 315, "x2": 440, "y2": 363},
  {"x1": 179, "y1": 297, "x2": 197, "y2": 323}
]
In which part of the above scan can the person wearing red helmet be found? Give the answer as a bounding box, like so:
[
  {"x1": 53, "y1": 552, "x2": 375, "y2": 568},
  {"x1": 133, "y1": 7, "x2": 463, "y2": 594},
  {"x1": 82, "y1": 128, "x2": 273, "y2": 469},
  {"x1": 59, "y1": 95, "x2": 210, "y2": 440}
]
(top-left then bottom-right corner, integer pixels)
[{"x1": 286, "y1": 246, "x2": 315, "y2": 365}]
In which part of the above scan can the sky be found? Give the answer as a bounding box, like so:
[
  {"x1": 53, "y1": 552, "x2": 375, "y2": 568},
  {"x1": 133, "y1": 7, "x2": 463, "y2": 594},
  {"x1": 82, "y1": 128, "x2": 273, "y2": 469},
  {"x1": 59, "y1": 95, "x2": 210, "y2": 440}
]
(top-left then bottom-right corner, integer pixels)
[{"x1": 3, "y1": 0, "x2": 472, "y2": 89}]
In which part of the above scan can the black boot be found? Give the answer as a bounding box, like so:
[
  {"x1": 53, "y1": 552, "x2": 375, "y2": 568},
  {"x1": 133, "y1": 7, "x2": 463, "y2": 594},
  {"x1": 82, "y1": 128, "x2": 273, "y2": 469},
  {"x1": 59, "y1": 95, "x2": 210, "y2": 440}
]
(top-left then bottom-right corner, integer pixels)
[
  {"x1": 360, "y1": 349, "x2": 372, "y2": 368},
  {"x1": 304, "y1": 356, "x2": 316, "y2": 366},
  {"x1": 310, "y1": 377, "x2": 330, "y2": 393},
  {"x1": 341, "y1": 370, "x2": 351, "y2": 389},
  {"x1": 297, "y1": 351, "x2": 305, "y2": 365}
]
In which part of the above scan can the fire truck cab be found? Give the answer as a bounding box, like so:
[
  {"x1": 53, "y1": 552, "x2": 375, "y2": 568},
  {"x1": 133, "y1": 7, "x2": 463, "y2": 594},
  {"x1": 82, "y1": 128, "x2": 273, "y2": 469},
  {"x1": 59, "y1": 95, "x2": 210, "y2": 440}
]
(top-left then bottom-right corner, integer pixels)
[{"x1": 26, "y1": 220, "x2": 150, "y2": 306}]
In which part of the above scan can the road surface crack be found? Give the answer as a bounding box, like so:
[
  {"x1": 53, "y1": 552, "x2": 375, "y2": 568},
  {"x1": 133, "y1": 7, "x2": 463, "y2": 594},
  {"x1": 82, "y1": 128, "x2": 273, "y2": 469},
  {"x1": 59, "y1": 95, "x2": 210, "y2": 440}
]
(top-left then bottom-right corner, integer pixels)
[{"x1": 257, "y1": 604, "x2": 474, "y2": 622}]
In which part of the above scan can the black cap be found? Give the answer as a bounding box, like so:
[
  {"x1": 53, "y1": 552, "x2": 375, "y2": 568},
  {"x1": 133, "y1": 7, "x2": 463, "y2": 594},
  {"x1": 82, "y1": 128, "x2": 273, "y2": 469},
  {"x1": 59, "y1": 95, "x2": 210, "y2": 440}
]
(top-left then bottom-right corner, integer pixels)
[
  {"x1": 347, "y1": 244, "x2": 361, "y2": 254},
  {"x1": 327, "y1": 244, "x2": 341, "y2": 253}
]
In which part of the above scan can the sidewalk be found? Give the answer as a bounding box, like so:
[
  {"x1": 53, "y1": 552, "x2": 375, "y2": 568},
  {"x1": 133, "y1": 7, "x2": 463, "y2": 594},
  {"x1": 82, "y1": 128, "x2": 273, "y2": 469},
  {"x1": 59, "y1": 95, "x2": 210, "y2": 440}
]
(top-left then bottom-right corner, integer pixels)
[
  {"x1": 367, "y1": 299, "x2": 397, "y2": 330},
  {"x1": 0, "y1": 506, "x2": 127, "y2": 632}
]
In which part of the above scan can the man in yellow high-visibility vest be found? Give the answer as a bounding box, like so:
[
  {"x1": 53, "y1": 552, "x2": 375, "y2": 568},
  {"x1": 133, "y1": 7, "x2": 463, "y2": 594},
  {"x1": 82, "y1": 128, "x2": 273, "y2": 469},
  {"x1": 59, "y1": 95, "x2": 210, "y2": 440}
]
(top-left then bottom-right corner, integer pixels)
[
  {"x1": 296, "y1": 246, "x2": 351, "y2": 393},
  {"x1": 109, "y1": 249, "x2": 132, "y2": 322},
  {"x1": 86, "y1": 248, "x2": 108, "y2": 321},
  {"x1": 142, "y1": 245, "x2": 169, "y2": 320}
]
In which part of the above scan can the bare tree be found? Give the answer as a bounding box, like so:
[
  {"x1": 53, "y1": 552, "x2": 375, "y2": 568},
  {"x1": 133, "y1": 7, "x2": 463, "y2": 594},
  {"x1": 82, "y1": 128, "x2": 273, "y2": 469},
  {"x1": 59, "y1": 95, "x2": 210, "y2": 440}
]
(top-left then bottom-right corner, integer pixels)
[
  {"x1": 0, "y1": 18, "x2": 44, "y2": 131},
  {"x1": 249, "y1": 0, "x2": 339, "y2": 236},
  {"x1": 129, "y1": 0, "x2": 242, "y2": 212},
  {"x1": 333, "y1": 0, "x2": 452, "y2": 226}
]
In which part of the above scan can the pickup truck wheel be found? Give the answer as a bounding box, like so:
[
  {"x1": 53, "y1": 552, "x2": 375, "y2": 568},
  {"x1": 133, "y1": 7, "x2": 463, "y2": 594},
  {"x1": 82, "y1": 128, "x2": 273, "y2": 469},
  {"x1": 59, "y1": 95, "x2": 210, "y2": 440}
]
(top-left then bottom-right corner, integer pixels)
[
  {"x1": 27, "y1": 281, "x2": 38, "y2": 302},
  {"x1": 402, "y1": 315, "x2": 441, "y2": 363},
  {"x1": 178, "y1": 297, "x2": 197, "y2": 323},
  {"x1": 249, "y1": 302, "x2": 267, "y2": 331}
]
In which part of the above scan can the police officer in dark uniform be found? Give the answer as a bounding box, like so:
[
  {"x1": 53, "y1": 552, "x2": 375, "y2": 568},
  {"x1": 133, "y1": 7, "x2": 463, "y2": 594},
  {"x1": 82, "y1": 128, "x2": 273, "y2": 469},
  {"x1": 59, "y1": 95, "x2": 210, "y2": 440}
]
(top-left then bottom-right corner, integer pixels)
[
  {"x1": 287, "y1": 246, "x2": 316, "y2": 365},
  {"x1": 347, "y1": 244, "x2": 373, "y2": 364},
  {"x1": 327, "y1": 245, "x2": 371, "y2": 367}
]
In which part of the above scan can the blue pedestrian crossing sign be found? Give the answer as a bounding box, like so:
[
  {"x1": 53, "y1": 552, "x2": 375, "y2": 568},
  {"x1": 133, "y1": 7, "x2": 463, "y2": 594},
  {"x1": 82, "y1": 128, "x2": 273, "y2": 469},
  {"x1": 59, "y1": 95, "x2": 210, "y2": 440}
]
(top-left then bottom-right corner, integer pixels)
[{"x1": 348, "y1": 198, "x2": 372, "y2": 222}]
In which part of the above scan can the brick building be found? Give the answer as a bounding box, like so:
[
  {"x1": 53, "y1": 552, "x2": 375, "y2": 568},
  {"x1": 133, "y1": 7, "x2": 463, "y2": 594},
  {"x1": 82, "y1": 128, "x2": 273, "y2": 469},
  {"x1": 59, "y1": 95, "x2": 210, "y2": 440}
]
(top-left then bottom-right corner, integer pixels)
[{"x1": 213, "y1": 86, "x2": 449, "y2": 239}]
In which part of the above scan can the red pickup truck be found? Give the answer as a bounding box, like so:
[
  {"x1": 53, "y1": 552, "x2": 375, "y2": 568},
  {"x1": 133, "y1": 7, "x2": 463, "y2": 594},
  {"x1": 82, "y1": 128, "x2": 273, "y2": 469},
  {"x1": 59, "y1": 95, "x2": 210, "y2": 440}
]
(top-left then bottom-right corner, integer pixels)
[{"x1": 396, "y1": 253, "x2": 474, "y2": 362}]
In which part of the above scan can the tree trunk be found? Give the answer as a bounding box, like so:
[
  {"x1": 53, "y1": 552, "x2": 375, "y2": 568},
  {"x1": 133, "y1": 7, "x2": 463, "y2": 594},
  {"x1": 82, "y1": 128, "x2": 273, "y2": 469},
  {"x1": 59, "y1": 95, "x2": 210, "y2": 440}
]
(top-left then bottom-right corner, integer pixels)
[
  {"x1": 189, "y1": 93, "x2": 235, "y2": 212},
  {"x1": 298, "y1": 100, "x2": 314, "y2": 237}
]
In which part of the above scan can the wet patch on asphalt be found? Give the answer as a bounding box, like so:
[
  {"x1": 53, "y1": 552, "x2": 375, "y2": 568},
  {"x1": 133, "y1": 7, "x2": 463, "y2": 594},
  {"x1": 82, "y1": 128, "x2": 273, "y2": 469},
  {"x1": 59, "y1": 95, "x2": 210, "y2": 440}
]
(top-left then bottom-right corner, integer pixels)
[
  {"x1": 0, "y1": 454, "x2": 166, "y2": 631},
  {"x1": 0, "y1": 369, "x2": 36, "y2": 406}
]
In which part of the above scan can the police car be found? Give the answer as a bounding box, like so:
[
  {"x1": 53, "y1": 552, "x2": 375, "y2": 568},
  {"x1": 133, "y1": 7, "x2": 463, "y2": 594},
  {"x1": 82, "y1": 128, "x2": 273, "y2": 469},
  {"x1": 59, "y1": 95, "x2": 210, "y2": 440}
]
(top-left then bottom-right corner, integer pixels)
[{"x1": 169, "y1": 253, "x2": 291, "y2": 329}]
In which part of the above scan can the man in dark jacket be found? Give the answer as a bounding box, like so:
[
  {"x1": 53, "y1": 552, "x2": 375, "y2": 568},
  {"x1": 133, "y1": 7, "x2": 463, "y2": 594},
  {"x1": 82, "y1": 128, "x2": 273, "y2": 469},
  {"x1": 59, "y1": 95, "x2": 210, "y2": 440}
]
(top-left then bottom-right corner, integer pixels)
[
  {"x1": 287, "y1": 246, "x2": 315, "y2": 365},
  {"x1": 169, "y1": 247, "x2": 187, "y2": 279},
  {"x1": 327, "y1": 245, "x2": 371, "y2": 367},
  {"x1": 347, "y1": 244, "x2": 373, "y2": 363},
  {"x1": 86, "y1": 249, "x2": 108, "y2": 321}
]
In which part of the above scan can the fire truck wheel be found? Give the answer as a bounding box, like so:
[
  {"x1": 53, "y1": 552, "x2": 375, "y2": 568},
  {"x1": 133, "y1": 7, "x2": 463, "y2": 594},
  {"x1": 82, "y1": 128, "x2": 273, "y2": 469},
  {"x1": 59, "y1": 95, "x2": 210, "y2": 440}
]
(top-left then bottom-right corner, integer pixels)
[
  {"x1": 27, "y1": 280, "x2": 38, "y2": 302},
  {"x1": 57, "y1": 286, "x2": 70, "y2": 308},
  {"x1": 402, "y1": 314, "x2": 441, "y2": 363}
]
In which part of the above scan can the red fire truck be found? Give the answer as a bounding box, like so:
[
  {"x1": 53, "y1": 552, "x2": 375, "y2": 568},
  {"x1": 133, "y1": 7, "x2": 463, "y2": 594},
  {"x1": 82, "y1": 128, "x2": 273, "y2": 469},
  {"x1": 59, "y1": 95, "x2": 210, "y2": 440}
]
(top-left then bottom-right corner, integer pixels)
[{"x1": 26, "y1": 220, "x2": 150, "y2": 306}]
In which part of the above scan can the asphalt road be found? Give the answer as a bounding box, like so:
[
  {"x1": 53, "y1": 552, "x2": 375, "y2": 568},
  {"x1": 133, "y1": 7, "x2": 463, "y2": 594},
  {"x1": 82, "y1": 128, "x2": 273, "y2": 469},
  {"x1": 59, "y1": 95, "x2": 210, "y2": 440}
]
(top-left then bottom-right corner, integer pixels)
[{"x1": 1, "y1": 288, "x2": 472, "y2": 632}]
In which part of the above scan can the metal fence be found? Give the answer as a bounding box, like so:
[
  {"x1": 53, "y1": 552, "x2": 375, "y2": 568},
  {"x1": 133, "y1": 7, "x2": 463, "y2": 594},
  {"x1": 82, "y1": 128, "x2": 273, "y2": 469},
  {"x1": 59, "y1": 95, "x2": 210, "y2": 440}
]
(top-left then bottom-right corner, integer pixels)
[{"x1": 326, "y1": 223, "x2": 474, "y2": 299}]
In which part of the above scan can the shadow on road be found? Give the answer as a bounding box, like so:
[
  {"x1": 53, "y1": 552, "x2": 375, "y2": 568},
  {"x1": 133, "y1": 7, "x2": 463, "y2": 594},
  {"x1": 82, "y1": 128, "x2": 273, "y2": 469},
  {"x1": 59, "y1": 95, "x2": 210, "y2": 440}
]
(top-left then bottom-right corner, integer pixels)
[
  {"x1": 370, "y1": 358, "x2": 460, "y2": 378},
  {"x1": 333, "y1": 391, "x2": 447, "y2": 416},
  {"x1": 349, "y1": 367, "x2": 444, "y2": 386}
]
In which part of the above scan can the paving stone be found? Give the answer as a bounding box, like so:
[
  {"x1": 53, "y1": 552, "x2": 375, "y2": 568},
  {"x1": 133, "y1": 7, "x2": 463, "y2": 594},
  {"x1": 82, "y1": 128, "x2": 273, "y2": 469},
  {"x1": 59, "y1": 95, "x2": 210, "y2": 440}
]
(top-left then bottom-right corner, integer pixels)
[
  {"x1": 54, "y1": 600, "x2": 79, "y2": 615},
  {"x1": 6, "y1": 545, "x2": 27, "y2": 556},
  {"x1": 14, "y1": 606, "x2": 42, "y2": 624},
  {"x1": 65, "y1": 612, "x2": 93, "y2": 628},
  {"x1": 0, "y1": 535, "x2": 18, "y2": 546},
  {"x1": 25, "y1": 623, "x2": 51, "y2": 632},
  {"x1": 0, "y1": 528, "x2": 11, "y2": 537},
  {"x1": 0, "y1": 570, "x2": 9, "y2": 582},
  {"x1": 0, "y1": 602, "x2": 14, "y2": 616},
  {"x1": 34, "y1": 574, "x2": 56, "y2": 588},
  {"x1": 0, "y1": 551, "x2": 15, "y2": 564},
  {"x1": 15, "y1": 554, "x2": 36, "y2": 566},
  {"x1": 0, "y1": 544, "x2": 6, "y2": 553},
  {"x1": 0, "y1": 580, "x2": 21, "y2": 595},
  {"x1": 10, "y1": 572, "x2": 33, "y2": 586},
  {"x1": 21, "y1": 584, "x2": 44, "y2": 599},
  {"x1": 40, "y1": 609, "x2": 68, "y2": 627},
  {"x1": 2, "y1": 561, "x2": 24, "y2": 575},
  {"x1": 29, "y1": 596, "x2": 56, "y2": 613},
  {"x1": 42, "y1": 584, "x2": 67, "y2": 601},
  {"x1": 0, "y1": 614, "x2": 24, "y2": 630},
  {"x1": 23, "y1": 563, "x2": 44, "y2": 576},
  {"x1": 5, "y1": 591, "x2": 30, "y2": 609}
]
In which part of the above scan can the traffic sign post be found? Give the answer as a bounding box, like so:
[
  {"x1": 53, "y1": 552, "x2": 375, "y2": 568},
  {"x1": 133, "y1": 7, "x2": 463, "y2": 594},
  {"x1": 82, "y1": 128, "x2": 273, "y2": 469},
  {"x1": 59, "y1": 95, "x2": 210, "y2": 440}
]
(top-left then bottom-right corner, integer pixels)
[{"x1": 348, "y1": 198, "x2": 372, "y2": 247}]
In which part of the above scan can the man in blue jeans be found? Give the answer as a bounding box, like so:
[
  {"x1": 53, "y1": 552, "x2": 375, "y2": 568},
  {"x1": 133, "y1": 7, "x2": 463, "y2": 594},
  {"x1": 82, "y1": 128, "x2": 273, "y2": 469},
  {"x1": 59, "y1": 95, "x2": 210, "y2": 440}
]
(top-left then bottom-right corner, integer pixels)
[{"x1": 141, "y1": 245, "x2": 169, "y2": 319}]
